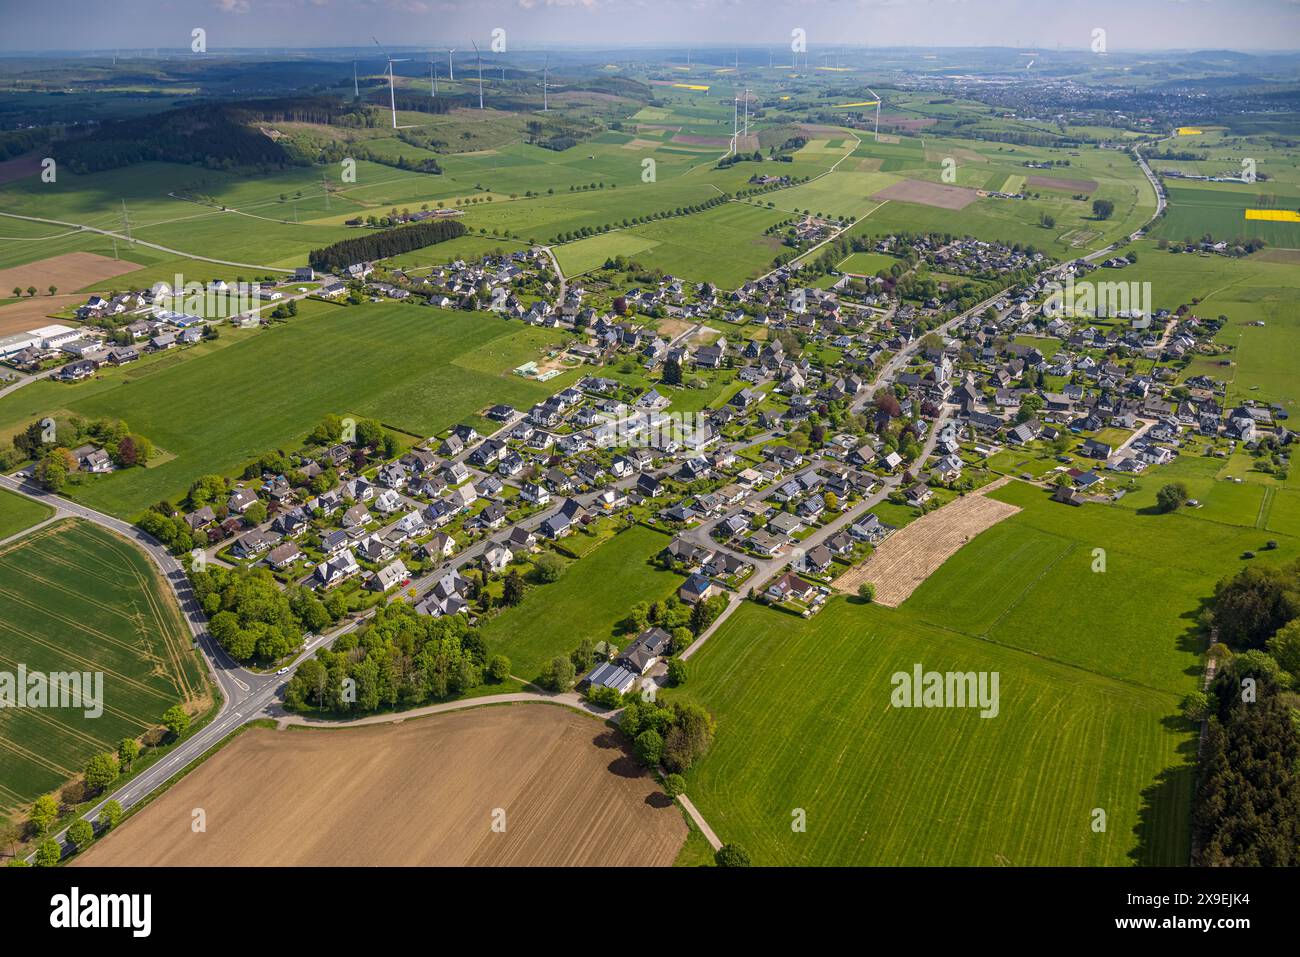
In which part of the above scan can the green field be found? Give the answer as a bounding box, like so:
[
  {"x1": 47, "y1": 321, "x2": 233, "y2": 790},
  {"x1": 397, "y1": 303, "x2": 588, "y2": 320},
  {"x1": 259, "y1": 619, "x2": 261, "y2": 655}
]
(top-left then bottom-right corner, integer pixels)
[
  {"x1": 0, "y1": 302, "x2": 575, "y2": 517},
  {"x1": 1149, "y1": 182, "x2": 1300, "y2": 248},
  {"x1": 555, "y1": 201, "x2": 787, "y2": 285},
  {"x1": 673, "y1": 599, "x2": 1192, "y2": 866},
  {"x1": 477, "y1": 525, "x2": 678, "y2": 681},
  {"x1": 665, "y1": 479, "x2": 1295, "y2": 865},
  {"x1": 0, "y1": 519, "x2": 209, "y2": 814},
  {"x1": 0, "y1": 487, "x2": 53, "y2": 540},
  {"x1": 837, "y1": 251, "x2": 902, "y2": 275}
]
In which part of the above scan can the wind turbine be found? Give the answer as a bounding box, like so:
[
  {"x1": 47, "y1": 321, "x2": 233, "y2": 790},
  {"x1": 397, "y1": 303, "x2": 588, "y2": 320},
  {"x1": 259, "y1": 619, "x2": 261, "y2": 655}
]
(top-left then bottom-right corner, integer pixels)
[
  {"x1": 472, "y1": 39, "x2": 484, "y2": 109},
  {"x1": 373, "y1": 37, "x2": 409, "y2": 129},
  {"x1": 866, "y1": 86, "x2": 882, "y2": 142},
  {"x1": 428, "y1": 53, "x2": 438, "y2": 97},
  {"x1": 352, "y1": 51, "x2": 359, "y2": 98},
  {"x1": 731, "y1": 95, "x2": 739, "y2": 155},
  {"x1": 447, "y1": 48, "x2": 455, "y2": 81},
  {"x1": 540, "y1": 54, "x2": 550, "y2": 111}
]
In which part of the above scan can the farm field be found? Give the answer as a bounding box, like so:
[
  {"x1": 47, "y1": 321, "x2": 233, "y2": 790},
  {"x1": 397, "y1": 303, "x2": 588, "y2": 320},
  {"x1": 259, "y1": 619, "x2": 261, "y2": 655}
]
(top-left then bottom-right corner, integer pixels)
[
  {"x1": 477, "y1": 525, "x2": 678, "y2": 682},
  {"x1": 0, "y1": 519, "x2": 209, "y2": 815},
  {"x1": 669, "y1": 476, "x2": 1300, "y2": 865},
  {"x1": 0, "y1": 486, "x2": 52, "y2": 539},
  {"x1": 764, "y1": 170, "x2": 897, "y2": 221},
  {"x1": 77, "y1": 705, "x2": 686, "y2": 866},
  {"x1": 457, "y1": 180, "x2": 719, "y2": 240},
  {"x1": 0, "y1": 294, "x2": 87, "y2": 335},
  {"x1": 554, "y1": 201, "x2": 787, "y2": 286},
  {"x1": 841, "y1": 134, "x2": 1156, "y2": 254},
  {"x1": 905, "y1": 479, "x2": 1292, "y2": 694},
  {"x1": 1149, "y1": 182, "x2": 1300, "y2": 248},
  {"x1": 672, "y1": 598, "x2": 1192, "y2": 866},
  {"x1": 0, "y1": 302, "x2": 575, "y2": 517},
  {"x1": 0, "y1": 251, "x2": 140, "y2": 300}
]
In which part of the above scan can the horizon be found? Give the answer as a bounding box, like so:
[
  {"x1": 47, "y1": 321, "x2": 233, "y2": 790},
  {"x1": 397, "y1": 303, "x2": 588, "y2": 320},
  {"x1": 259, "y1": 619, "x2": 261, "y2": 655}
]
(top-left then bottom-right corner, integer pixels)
[{"x1": 2, "y1": 0, "x2": 1299, "y2": 54}]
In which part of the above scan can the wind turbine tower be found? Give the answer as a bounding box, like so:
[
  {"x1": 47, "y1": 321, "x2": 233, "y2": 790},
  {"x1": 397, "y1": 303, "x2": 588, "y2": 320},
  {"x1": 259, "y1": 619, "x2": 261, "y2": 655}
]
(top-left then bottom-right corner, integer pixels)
[
  {"x1": 472, "y1": 40, "x2": 484, "y2": 109},
  {"x1": 373, "y1": 37, "x2": 410, "y2": 129},
  {"x1": 732, "y1": 95, "x2": 738, "y2": 155}
]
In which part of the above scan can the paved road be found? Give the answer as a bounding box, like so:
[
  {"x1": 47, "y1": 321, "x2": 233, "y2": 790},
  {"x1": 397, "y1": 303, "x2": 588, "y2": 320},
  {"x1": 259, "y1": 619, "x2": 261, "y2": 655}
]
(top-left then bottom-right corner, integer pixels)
[
  {"x1": 0, "y1": 473, "x2": 376, "y2": 860},
  {"x1": 276, "y1": 689, "x2": 606, "y2": 728},
  {"x1": 678, "y1": 794, "x2": 723, "y2": 851}
]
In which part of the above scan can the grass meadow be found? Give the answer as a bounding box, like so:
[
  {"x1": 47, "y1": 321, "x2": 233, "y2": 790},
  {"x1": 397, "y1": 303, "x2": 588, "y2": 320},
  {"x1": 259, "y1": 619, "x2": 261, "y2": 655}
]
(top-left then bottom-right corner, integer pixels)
[
  {"x1": 477, "y1": 525, "x2": 677, "y2": 683},
  {"x1": 664, "y1": 479, "x2": 1284, "y2": 866},
  {"x1": 0, "y1": 486, "x2": 53, "y2": 540},
  {"x1": 0, "y1": 301, "x2": 574, "y2": 517}
]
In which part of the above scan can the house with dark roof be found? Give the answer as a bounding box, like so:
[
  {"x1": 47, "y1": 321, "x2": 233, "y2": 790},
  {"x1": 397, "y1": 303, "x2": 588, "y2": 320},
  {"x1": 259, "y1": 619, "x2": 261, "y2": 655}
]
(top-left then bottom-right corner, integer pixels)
[
  {"x1": 679, "y1": 572, "x2": 718, "y2": 604},
  {"x1": 617, "y1": 627, "x2": 673, "y2": 675}
]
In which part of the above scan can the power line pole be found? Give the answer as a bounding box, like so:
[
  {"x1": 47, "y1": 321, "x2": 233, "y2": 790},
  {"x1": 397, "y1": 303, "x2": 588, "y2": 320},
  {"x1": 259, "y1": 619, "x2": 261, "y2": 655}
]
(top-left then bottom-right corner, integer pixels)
[{"x1": 120, "y1": 199, "x2": 131, "y2": 241}]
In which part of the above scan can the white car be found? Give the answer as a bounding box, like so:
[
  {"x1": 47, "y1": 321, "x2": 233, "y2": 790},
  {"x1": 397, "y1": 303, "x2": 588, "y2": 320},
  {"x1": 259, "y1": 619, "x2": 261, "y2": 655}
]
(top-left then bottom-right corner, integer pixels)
[{"x1": 276, "y1": 666, "x2": 290, "y2": 676}]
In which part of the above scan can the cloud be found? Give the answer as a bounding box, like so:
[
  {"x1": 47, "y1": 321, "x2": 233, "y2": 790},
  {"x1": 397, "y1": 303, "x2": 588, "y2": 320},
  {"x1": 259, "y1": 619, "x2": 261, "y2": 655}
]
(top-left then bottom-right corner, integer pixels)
[
  {"x1": 215, "y1": 0, "x2": 252, "y2": 12},
  {"x1": 518, "y1": 0, "x2": 603, "y2": 9}
]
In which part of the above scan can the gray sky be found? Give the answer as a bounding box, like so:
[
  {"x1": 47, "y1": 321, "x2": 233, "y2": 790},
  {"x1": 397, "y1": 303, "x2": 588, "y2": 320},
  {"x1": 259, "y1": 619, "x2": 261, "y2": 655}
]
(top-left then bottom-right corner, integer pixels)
[{"x1": 2, "y1": 0, "x2": 1298, "y2": 53}]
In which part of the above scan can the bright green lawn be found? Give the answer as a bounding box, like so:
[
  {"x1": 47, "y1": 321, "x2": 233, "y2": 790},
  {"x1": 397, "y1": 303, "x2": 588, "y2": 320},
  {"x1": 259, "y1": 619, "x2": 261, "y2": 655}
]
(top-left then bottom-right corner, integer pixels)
[
  {"x1": 0, "y1": 487, "x2": 53, "y2": 540},
  {"x1": 478, "y1": 525, "x2": 677, "y2": 682}
]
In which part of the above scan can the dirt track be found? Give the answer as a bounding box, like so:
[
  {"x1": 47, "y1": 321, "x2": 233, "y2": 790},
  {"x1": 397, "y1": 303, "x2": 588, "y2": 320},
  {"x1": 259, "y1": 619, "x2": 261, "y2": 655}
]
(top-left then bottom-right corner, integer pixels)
[
  {"x1": 75, "y1": 704, "x2": 687, "y2": 867},
  {"x1": 835, "y1": 478, "x2": 1020, "y2": 606}
]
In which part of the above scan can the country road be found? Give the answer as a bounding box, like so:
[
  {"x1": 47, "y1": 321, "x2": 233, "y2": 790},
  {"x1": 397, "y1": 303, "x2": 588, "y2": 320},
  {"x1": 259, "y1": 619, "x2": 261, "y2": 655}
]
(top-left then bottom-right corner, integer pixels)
[{"x1": 0, "y1": 210, "x2": 295, "y2": 273}]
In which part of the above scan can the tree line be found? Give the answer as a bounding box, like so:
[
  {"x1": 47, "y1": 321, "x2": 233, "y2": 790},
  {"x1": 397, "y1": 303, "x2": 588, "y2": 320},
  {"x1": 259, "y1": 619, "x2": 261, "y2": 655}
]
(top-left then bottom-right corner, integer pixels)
[
  {"x1": 308, "y1": 218, "x2": 467, "y2": 271},
  {"x1": 1187, "y1": 560, "x2": 1300, "y2": 865}
]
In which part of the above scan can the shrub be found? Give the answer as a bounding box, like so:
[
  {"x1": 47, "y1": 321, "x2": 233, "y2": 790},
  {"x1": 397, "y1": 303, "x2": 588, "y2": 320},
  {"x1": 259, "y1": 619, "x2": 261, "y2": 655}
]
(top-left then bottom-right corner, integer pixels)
[
  {"x1": 487, "y1": 654, "x2": 511, "y2": 682},
  {"x1": 1155, "y1": 482, "x2": 1189, "y2": 513},
  {"x1": 715, "y1": 843, "x2": 752, "y2": 867},
  {"x1": 634, "y1": 729, "x2": 664, "y2": 767}
]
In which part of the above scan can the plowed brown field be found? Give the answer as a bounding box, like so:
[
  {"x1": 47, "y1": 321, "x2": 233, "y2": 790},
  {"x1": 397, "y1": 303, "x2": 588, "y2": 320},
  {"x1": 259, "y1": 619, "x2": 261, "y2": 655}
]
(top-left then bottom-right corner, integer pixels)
[
  {"x1": 835, "y1": 478, "x2": 1019, "y2": 606},
  {"x1": 76, "y1": 704, "x2": 687, "y2": 866}
]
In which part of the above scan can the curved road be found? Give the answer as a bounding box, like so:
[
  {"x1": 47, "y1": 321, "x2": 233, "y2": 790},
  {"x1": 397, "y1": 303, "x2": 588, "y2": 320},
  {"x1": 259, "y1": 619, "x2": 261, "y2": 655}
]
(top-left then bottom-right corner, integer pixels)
[{"x1": 0, "y1": 210, "x2": 295, "y2": 273}]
